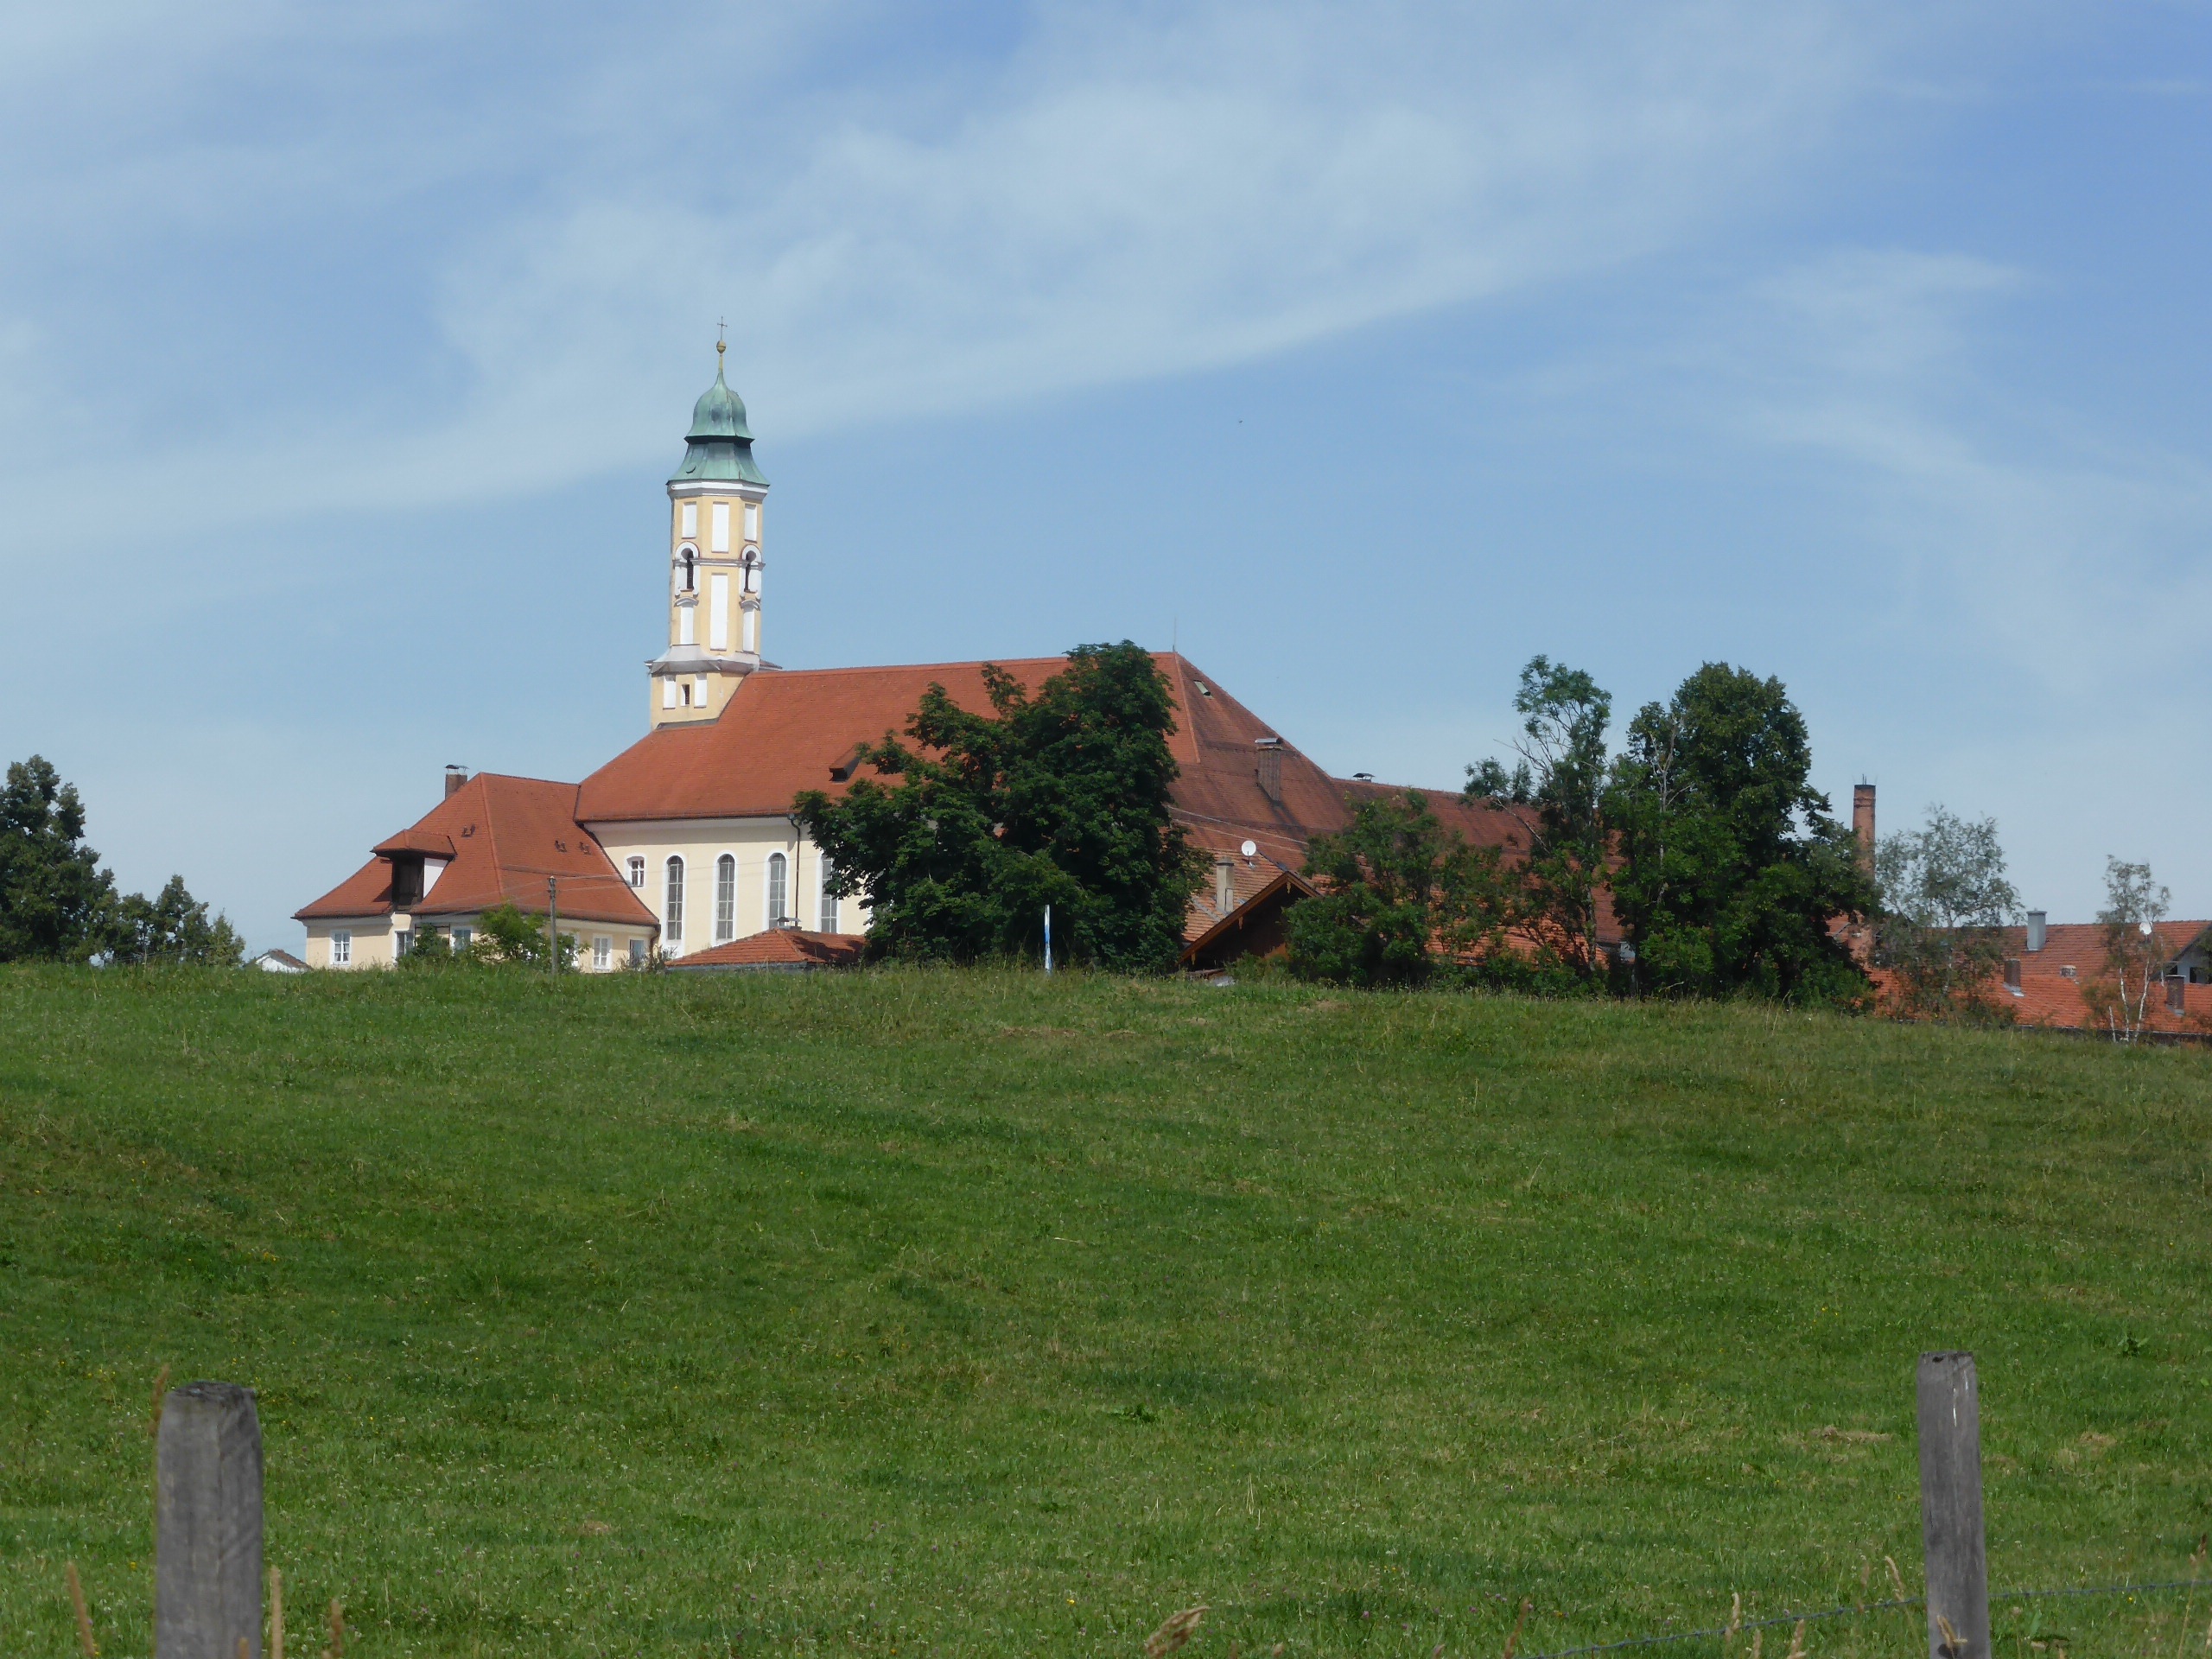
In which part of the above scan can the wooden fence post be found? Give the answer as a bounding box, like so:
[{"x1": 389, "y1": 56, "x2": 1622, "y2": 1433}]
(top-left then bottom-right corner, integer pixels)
[
  {"x1": 1916, "y1": 1351, "x2": 1989, "y2": 1659},
  {"x1": 156, "y1": 1382, "x2": 264, "y2": 1659}
]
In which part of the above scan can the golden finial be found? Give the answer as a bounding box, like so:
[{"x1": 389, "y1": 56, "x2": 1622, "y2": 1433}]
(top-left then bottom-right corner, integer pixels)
[{"x1": 716, "y1": 317, "x2": 727, "y2": 362}]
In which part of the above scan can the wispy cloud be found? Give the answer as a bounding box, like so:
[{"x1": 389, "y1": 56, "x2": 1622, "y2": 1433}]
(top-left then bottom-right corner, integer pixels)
[
  {"x1": 1720, "y1": 247, "x2": 2212, "y2": 691},
  {"x1": 0, "y1": 0, "x2": 1921, "y2": 543}
]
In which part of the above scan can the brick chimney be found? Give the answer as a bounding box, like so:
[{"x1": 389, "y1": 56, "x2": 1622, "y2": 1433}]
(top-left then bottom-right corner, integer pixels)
[
  {"x1": 1852, "y1": 783, "x2": 1875, "y2": 876},
  {"x1": 2026, "y1": 911, "x2": 2046, "y2": 953},
  {"x1": 1254, "y1": 737, "x2": 1283, "y2": 805},
  {"x1": 445, "y1": 765, "x2": 468, "y2": 798}
]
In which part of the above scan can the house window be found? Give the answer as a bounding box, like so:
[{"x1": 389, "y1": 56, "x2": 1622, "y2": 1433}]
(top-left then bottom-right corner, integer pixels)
[
  {"x1": 664, "y1": 855, "x2": 685, "y2": 945},
  {"x1": 394, "y1": 929, "x2": 412, "y2": 958},
  {"x1": 681, "y1": 501, "x2": 697, "y2": 539},
  {"x1": 818, "y1": 855, "x2": 838, "y2": 933},
  {"x1": 711, "y1": 501, "x2": 730, "y2": 552},
  {"x1": 743, "y1": 501, "x2": 759, "y2": 543},
  {"x1": 715, "y1": 853, "x2": 736, "y2": 943},
  {"x1": 627, "y1": 856, "x2": 645, "y2": 888},
  {"x1": 709, "y1": 571, "x2": 729, "y2": 651},
  {"x1": 593, "y1": 935, "x2": 611, "y2": 970},
  {"x1": 331, "y1": 930, "x2": 351, "y2": 965},
  {"x1": 766, "y1": 851, "x2": 788, "y2": 926},
  {"x1": 629, "y1": 938, "x2": 647, "y2": 965},
  {"x1": 663, "y1": 678, "x2": 677, "y2": 709},
  {"x1": 452, "y1": 925, "x2": 473, "y2": 951}
]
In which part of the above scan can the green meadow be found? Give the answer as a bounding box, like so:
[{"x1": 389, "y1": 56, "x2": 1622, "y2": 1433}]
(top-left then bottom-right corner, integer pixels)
[{"x1": 3, "y1": 965, "x2": 2209, "y2": 1658}]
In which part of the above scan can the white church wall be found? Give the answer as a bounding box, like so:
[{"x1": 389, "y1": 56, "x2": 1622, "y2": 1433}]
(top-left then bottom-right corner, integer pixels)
[{"x1": 585, "y1": 817, "x2": 868, "y2": 957}]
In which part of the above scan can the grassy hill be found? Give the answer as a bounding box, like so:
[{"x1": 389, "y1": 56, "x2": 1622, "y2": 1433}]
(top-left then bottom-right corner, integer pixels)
[{"x1": 3, "y1": 966, "x2": 2209, "y2": 1658}]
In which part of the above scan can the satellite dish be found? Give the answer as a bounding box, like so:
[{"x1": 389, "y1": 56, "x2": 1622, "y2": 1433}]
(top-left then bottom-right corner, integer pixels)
[{"x1": 1240, "y1": 839, "x2": 1258, "y2": 859}]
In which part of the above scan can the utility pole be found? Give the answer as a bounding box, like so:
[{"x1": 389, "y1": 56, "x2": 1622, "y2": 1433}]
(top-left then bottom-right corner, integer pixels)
[{"x1": 547, "y1": 876, "x2": 559, "y2": 978}]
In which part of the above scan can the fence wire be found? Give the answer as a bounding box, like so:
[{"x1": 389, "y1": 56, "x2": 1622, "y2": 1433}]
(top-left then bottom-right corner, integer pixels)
[{"x1": 1520, "y1": 1578, "x2": 2210, "y2": 1659}]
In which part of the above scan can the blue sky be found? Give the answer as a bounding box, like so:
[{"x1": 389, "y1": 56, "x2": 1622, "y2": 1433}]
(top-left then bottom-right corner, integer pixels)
[{"x1": 3, "y1": 2, "x2": 2209, "y2": 950}]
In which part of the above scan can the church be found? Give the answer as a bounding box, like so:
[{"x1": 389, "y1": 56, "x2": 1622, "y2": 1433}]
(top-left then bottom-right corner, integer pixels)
[{"x1": 295, "y1": 349, "x2": 1511, "y2": 969}]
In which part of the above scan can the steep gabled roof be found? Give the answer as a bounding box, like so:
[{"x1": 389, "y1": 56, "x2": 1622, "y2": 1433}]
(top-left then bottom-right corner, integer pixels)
[
  {"x1": 296, "y1": 772, "x2": 658, "y2": 928},
  {"x1": 575, "y1": 653, "x2": 1362, "y2": 842}
]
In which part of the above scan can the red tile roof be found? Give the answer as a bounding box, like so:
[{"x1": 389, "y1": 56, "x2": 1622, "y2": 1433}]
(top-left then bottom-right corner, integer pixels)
[
  {"x1": 575, "y1": 654, "x2": 1379, "y2": 847},
  {"x1": 668, "y1": 929, "x2": 867, "y2": 970},
  {"x1": 295, "y1": 772, "x2": 658, "y2": 928},
  {"x1": 1873, "y1": 919, "x2": 2212, "y2": 1035}
]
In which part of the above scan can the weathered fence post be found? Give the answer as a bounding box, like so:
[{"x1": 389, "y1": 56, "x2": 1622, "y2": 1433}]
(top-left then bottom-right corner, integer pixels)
[
  {"x1": 1916, "y1": 1351, "x2": 1989, "y2": 1659},
  {"x1": 156, "y1": 1382, "x2": 264, "y2": 1659}
]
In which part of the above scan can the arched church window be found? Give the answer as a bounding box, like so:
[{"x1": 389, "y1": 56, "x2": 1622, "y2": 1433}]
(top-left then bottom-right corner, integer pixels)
[
  {"x1": 664, "y1": 855, "x2": 685, "y2": 945},
  {"x1": 766, "y1": 851, "x2": 788, "y2": 927},
  {"x1": 681, "y1": 549, "x2": 696, "y2": 592},
  {"x1": 715, "y1": 854, "x2": 736, "y2": 943}
]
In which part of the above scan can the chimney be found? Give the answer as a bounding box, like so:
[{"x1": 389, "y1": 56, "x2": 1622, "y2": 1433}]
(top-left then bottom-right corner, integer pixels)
[
  {"x1": 1254, "y1": 737, "x2": 1283, "y2": 805},
  {"x1": 1213, "y1": 854, "x2": 1236, "y2": 916},
  {"x1": 1852, "y1": 783, "x2": 1875, "y2": 876},
  {"x1": 2026, "y1": 910, "x2": 2046, "y2": 953},
  {"x1": 2168, "y1": 972, "x2": 2187, "y2": 1017},
  {"x1": 445, "y1": 765, "x2": 468, "y2": 798}
]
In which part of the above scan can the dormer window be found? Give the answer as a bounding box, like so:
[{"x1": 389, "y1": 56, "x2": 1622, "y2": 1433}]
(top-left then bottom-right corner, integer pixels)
[{"x1": 390, "y1": 854, "x2": 425, "y2": 908}]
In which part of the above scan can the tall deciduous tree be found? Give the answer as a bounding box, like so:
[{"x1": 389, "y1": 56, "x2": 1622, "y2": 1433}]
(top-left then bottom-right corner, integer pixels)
[
  {"x1": 1464, "y1": 656, "x2": 1612, "y2": 982},
  {"x1": 111, "y1": 874, "x2": 245, "y2": 967},
  {"x1": 795, "y1": 643, "x2": 1199, "y2": 969},
  {"x1": 1875, "y1": 806, "x2": 2018, "y2": 1020},
  {"x1": 1287, "y1": 790, "x2": 1513, "y2": 988},
  {"x1": 2083, "y1": 857, "x2": 2171, "y2": 1042},
  {"x1": 0, "y1": 755, "x2": 119, "y2": 963},
  {"x1": 1607, "y1": 664, "x2": 1872, "y2": 1003}
]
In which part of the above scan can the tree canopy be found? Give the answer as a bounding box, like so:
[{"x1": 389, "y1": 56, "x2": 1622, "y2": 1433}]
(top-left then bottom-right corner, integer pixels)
[
  {"x1": 1607, "y1": 664, "x2": 1872, "y2": 1003},
  {"x1": 794, "y1": 643, "x2": 1200, "y2": 969},
  {"x1": 1875, "y1": 805, "x2": 2018, "y2": 1020},
  {"x1": 0, "y1": 754, "x2": 243, "y2": 965},
  {"x1": 1286, "y1": 790, "x2": 1513, "y2": 988}
]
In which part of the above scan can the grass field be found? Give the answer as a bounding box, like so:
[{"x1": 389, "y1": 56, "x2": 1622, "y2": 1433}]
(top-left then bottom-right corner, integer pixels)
[{"x1": 3, "y1": 965, "x2": 2210, "y2": 1659}]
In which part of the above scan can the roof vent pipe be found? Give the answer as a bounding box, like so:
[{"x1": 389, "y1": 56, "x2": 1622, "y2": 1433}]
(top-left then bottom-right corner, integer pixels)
[{"x1": 2026, "y1": 911, "x2": 2046, "y2": 953}]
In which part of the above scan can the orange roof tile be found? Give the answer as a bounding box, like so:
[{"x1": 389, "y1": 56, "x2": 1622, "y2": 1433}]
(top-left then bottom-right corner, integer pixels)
[
  {"x1": 575, "y1": 654, "x2": 1371, "y2": 847},
  {"x1": 1873, "y1": 919, "x2": 2212, "y2": 1036},
  {"x1": 668, "y1": 929, "x2": 867, "y2": 970},
  {"x1": 296, "y1": 772, "x2": 658, "y2": 929}
]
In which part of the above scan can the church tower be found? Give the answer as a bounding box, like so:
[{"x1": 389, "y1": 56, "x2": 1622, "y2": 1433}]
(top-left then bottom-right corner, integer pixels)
[{"x1": 649, "y1": 340, "x2": 768, "y2": 727}]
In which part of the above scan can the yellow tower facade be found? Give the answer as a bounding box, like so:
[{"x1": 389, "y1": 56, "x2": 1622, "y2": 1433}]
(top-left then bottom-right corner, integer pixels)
[{"x1": 650, "y1": 342, "x2": 769, "y2": 728}]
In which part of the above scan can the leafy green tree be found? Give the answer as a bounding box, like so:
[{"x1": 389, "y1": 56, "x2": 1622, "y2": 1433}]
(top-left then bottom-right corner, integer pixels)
[
  {"x1": 1607, "y1": 664, "x2": 1872, "y2": 1003},
  {"x1": 472, "y1": 903, "x2": 578, "y2": 969},
  {"x1": 2, "y1": 754, "x2": 245, "y2": 967},
  {"x1": 111, "y1": 874, "x2": 245, "y2": 966},
  {"x1": 1464, "y1": 656, "x2": 1612, "y2": 982},
  {"x1": 1875, "y1": 806, "x2": 2018, "y2": 1020},
  {"x1": 1287, "y1": 790, "x2": 1514, "y2": 988},
  {"x1": 0, "y1": 755, "x2": 119, "y2": 962},
  {"x1": 795, "y1": 643, "x2": 1199, "y2": 969},
  {"x1": 2083, "y1": 857, "x2": 2171, "y2": 1041}
]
